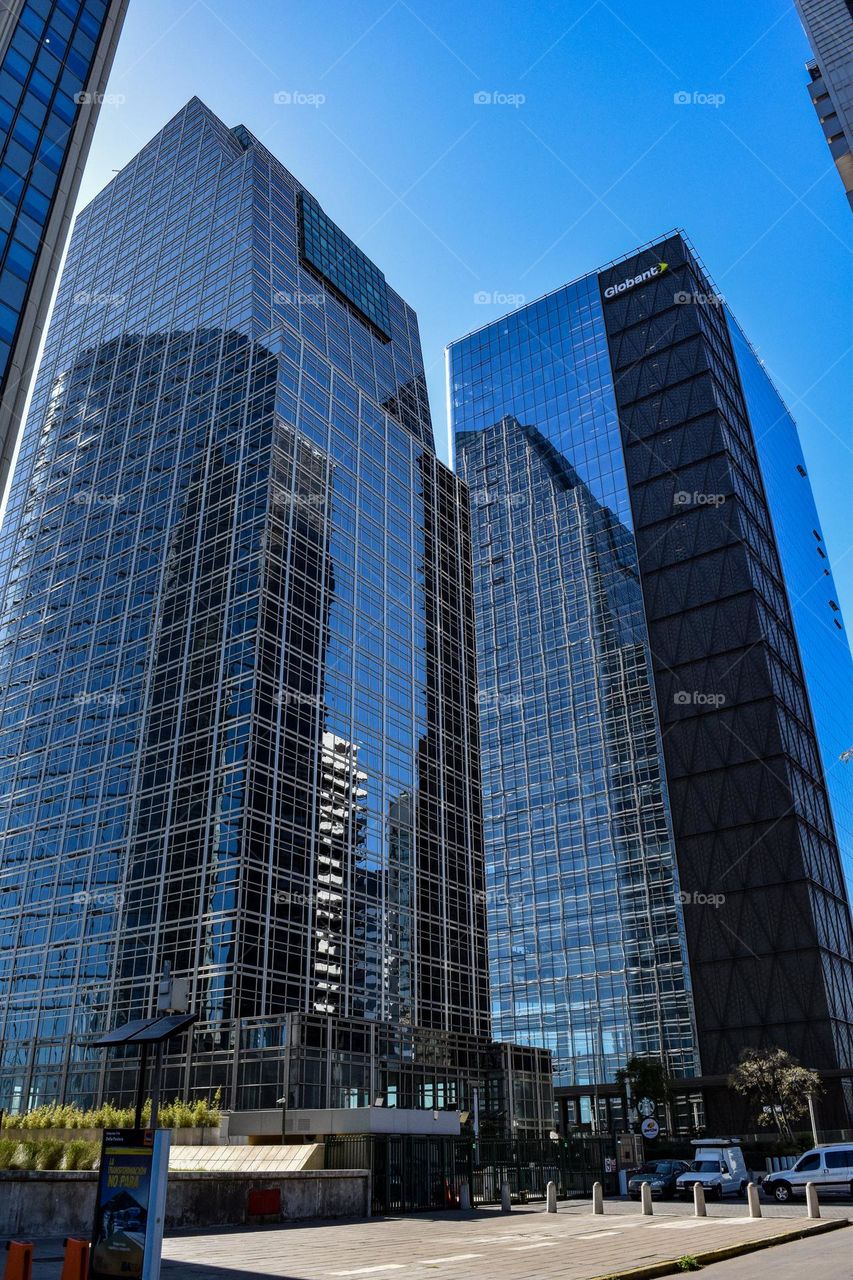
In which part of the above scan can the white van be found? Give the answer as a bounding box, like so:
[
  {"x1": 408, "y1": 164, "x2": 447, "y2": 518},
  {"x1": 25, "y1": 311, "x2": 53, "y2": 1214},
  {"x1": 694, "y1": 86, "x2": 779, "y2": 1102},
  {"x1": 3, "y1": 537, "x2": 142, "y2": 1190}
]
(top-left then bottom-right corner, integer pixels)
[
  {"x1": 762, "y1": 1144, "x2": 853, "y2": 1202},
  {"x1": 676, "y1": 1139, "x2": 749, "y2": 1200}
]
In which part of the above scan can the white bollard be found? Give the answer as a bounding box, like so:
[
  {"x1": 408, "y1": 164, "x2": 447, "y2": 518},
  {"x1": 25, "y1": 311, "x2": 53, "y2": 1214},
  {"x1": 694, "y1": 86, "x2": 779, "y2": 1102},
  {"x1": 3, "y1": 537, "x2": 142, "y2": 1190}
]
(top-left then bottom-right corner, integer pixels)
[
  {"x1": 693, "y1": 1182, "x2": 706, "y2": 1217},
  {"x1": 806, "y1": 1182, "x2": 820, "y2": 1219},
  {"x1": 546, "y1": 1180, "x2": 557, "y2": 1213},
  {"x1": 747, "y1": 1182, "x2": 761, "y2": 1218},
  {"x1": 592, "y1": 1181, "x2": 604, "y2": 1214},
  {"x1": 459, "y1": 1182, "x2": 471, "y2": 1211},
  {"x1": 500, "y1": 1180, "x2": 512, "y2": 1213},
  {"x1": 641, "y1": 1182, "x2": 653, "y2": 1216}
]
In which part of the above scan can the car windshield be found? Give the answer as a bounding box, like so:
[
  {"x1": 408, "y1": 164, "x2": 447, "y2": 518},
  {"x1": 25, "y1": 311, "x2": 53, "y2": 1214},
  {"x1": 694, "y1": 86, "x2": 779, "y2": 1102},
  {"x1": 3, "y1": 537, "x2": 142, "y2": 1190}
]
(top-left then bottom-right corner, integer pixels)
[
  {"x1": 693, "y1": 1160, "x2": 722, "y2": 1172},
  {"x1": 637, "y1": 1163, "x2": 667, "y2": 1174}
]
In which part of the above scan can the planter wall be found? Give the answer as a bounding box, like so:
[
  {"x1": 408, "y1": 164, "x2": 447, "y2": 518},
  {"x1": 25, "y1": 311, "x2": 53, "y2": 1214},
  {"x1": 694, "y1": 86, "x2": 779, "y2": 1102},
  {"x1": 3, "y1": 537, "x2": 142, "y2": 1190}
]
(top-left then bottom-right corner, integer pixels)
[{"x1": 0, "y1": 1168, "x2": 369, "y2": 1236}]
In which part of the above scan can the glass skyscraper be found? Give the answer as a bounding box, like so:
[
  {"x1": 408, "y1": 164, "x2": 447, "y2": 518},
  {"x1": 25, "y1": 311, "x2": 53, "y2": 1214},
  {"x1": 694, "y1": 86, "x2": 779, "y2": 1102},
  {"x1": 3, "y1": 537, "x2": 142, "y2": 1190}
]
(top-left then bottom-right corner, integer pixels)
[
  {"x1": 0, "y1": 0, "x2": 129, "y2": 500},
  {"x1": 0, "y1": 97, "x2": 552, "y2": 1132},
  {"x1": 795, "y1": 0, "x2": 853, "y2": 210},
  {"x1": 450, "y1": 233, "x2": 853, "y2": 1129}
]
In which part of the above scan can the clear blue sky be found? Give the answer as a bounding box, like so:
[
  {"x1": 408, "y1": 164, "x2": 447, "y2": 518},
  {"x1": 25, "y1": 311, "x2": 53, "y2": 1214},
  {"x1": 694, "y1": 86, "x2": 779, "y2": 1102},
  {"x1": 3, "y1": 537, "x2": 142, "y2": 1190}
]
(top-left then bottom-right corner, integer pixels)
[{"x1": 78, "y1": 0, "x2": 853, "y2": 618}]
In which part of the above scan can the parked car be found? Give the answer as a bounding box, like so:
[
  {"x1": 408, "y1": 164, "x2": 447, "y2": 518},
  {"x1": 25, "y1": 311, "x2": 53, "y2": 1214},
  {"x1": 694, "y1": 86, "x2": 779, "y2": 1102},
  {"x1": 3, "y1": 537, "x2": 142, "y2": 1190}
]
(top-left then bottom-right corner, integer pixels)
[
  {"x1": 676, "y1": 1140, "x2": 749, "y2": 1201},
  {"x1": 628, "y1": 1160, "x2": 691, "y2": 1199},
  {"x1": 762, "y1": 1144, "x2": 853, "y2": 1202}
]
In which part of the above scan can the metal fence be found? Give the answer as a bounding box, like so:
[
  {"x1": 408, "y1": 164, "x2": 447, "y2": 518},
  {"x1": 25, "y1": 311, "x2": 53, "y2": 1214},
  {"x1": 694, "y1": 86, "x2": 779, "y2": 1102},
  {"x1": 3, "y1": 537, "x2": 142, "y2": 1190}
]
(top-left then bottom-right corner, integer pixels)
[{"x1": 325, "y1": 1133, "x2": 618, "y2": 1214}]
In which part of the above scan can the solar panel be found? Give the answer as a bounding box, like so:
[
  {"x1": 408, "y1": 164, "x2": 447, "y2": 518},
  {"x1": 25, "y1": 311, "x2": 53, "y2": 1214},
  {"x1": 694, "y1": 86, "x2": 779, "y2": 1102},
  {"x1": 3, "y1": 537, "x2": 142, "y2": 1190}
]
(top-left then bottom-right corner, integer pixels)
[{"x1": 92, "y1": 1012, "x2": 198, "y2": 1047}]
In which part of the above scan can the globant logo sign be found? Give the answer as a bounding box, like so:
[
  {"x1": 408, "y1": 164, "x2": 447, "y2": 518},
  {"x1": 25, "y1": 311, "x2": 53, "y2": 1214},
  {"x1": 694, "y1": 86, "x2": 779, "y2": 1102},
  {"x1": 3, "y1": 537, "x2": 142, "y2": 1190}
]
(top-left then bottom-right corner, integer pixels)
[{"x1": 604, "y1": 261, "x2": 668, "y2": 300}]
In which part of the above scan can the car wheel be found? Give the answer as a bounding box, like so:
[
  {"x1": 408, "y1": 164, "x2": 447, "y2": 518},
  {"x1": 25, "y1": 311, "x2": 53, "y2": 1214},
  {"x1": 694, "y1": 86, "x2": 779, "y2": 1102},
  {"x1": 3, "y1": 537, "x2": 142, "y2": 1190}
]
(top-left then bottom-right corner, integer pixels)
[
  {"x1": 773, "y1": 1181, "x2": 792, "y2": 1203},
  {"x1": 739, "y1": 1182, "x2": 747, "y2": 1197}
]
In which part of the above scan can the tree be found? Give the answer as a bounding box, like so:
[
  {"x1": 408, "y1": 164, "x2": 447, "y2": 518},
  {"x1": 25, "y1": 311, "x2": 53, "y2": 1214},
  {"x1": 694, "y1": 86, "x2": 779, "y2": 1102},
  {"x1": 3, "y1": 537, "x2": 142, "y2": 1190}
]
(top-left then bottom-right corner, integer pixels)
[
  {"x1": 729, "y1": 1047, "x2": 822, "y2": 1137},
  {"x1": 616, "y1": 1056, "x2": 674, "y2": 1130}
]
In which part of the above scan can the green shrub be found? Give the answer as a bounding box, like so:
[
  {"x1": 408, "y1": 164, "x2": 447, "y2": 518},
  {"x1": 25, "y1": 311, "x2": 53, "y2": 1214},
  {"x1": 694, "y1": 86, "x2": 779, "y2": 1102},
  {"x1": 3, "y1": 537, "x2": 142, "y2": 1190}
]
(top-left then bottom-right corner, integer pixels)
[
  {"x1": 64, "y1": 1139, "x2": 99, "y2": 1171},
  {"x1": 3, "y1": 1092, "x2": 221, "y2": 1133},
  {"x1": 0, "y1": 1138, "x2": 19, "y2": 1168},
  {"x1": 17, "y1": 1140, "x2": 42, "y2": 1170},
  {"x1": 36, "y1": 1139, "x2": 65, "y2": 1170}
]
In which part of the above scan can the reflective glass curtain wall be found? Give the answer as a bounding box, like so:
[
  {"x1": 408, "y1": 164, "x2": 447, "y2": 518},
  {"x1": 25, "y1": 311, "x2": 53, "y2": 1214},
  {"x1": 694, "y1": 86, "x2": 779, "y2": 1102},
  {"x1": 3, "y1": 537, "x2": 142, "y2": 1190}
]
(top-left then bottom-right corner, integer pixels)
[
  {"x1": 0, "y1": 98, "x2": 488, "y2": 1111},
  {"x1": 0, "y1": 0, "x2": 129, "y2": 499},
  {"x1": 450, "y1": 278, "x2": 699, "y2": 1092}
]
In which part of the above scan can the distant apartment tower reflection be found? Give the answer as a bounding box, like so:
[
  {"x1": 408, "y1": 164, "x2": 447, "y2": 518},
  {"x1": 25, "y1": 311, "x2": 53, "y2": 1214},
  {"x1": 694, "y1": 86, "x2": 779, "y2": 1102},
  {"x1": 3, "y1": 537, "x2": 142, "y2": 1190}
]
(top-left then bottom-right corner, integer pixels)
[{"x1": 0, "y1": 99, "x2": 552, "y2": 1131}]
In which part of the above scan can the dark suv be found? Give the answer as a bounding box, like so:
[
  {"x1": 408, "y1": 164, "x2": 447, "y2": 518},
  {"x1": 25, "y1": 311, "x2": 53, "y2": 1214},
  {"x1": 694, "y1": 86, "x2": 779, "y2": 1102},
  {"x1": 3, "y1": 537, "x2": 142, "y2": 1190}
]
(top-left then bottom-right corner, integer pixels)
[{"x1": 627, "y1": 1159, "x2": 691, "y2": 1199}]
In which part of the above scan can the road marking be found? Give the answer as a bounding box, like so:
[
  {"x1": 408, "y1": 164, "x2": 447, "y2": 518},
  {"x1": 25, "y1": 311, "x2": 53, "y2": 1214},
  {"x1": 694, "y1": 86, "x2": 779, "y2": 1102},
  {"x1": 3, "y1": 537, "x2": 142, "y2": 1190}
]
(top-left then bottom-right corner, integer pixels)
[
  {"x1": 330, "y1": 1268, "x2": 406, "y2": 1277},
  {"x1": 576, "y1": 1231, "x2": 624, "y2": 1239},
  {"x1": 420, "y1": 1256, "x2": 483, "y2": 1266},
  {"x1": 508, "y1": 1242, "x2": 556, "y2": 1251}
]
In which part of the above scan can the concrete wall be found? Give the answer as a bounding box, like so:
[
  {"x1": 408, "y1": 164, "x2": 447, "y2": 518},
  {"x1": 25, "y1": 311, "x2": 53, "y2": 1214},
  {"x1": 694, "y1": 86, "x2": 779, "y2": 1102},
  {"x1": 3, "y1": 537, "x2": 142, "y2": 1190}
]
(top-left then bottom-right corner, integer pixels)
[{"x1": 0, "y1": 1169, "x2": 369, "y2": 1237}]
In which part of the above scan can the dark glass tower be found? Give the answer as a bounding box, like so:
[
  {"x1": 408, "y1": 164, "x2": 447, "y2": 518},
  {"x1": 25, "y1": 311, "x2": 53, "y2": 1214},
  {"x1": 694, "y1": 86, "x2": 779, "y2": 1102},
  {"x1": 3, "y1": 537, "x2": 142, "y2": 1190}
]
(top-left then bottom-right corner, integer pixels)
[
  {"x1": 0, "y1": 99, "x2": 552, "y2": 1131},
  {"x1": 0, "y1": 0, "x2": 129, "y2": 500},
  {"x1": 450, "y1": 232, "x2": 853, "y2": 1128}
]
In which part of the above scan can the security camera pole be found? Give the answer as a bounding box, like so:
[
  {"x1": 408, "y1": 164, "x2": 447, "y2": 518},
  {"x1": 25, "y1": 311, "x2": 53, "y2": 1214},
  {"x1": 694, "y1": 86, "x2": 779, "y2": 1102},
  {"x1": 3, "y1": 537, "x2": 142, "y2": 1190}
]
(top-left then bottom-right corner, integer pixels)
[{"x1": 151, "y1": 962, "x2": 190, "y2": 1129}]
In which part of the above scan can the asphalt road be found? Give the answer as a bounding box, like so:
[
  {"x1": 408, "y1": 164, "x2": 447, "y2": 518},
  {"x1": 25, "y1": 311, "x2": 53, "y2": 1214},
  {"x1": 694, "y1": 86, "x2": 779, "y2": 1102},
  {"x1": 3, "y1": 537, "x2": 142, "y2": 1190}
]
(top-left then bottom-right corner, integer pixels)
[{"x1": 697, "y1": 1224, "x2": 853, "y2": 1277}]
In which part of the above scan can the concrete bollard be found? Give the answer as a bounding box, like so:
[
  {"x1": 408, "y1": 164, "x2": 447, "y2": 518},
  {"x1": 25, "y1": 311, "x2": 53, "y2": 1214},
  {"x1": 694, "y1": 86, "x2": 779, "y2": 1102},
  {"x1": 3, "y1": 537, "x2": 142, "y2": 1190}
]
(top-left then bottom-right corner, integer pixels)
[
  {"x1": 641, "y1": 1182, "x2": 653, "y2": 1215},
  {"x1": 459, "y1": 1183, "x2": 471, "y2": 1211},
  {"x1": 500, "y1": 1180, "x2": 512, "y2": 1213},
  {"x1": 592, "y1": 1181, "x2": 604, "y2": 1214},
  {"x1": 747, "y1": 1182, "x2": 762, "y2": 1218},
  {"x1": 546, "y1": 1180, "x2": 557, "y2": 1213},
  {"x1": 806, "y1": 1182, "x2": 820, "y2": 1219},
  {"x1": 693, "y1": 1182, "x2": 707, "y2": 1217}
]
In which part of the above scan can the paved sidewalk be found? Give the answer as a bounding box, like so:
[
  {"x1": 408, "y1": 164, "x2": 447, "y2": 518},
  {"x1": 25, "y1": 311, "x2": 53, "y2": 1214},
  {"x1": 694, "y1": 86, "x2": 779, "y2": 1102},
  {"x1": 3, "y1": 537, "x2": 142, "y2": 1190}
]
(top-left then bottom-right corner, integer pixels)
[
  {"x1": 23, "y1": 1200, "x2": 851, "y2": 1280},
  {"x1": 151, "y1": 1203, "x2": 848, "y2": 1280}
]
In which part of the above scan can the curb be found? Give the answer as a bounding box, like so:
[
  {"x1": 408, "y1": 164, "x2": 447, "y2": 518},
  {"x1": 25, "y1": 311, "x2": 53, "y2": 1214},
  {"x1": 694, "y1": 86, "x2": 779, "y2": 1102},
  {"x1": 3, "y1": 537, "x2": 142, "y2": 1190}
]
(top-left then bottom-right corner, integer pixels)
[{"x1": 588, "y1": 1216, "x2": 849, "y2": 1280}]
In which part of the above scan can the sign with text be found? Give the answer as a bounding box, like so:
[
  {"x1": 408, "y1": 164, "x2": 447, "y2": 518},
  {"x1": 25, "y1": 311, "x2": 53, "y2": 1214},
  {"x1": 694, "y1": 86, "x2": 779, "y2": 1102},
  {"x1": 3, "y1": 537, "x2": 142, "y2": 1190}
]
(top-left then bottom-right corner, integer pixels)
[{"x1": 91, "y1": 1128, "x2": 170, "y2": 1280}]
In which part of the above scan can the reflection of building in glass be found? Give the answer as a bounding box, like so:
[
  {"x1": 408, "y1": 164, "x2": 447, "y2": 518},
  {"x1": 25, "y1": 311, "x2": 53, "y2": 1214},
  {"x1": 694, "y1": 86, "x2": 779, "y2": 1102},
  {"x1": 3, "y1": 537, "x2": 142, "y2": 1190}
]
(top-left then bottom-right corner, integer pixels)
[
  {"x1": 0, "y1": 98, "x2": 551, "y2": 1130},
  {"x1": 450, "y1": 233, "x2": 853, "y2": 1129},
  {"x1": 0, "y1": 0, "x2": 129, "y2": 499},
  {"x1": 315, "y1": 734, "x2": 368, "y2": 1015}
]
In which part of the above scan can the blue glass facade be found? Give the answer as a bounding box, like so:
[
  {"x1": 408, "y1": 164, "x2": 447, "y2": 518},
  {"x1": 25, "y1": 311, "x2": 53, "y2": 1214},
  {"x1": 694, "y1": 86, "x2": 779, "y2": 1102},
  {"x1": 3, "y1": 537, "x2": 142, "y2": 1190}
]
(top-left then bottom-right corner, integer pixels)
[
  {"x1": 0, "y1": 0, "x2": 128, "y2": 494},
  {"x1": 0, "y1": 98, "x2": 527, "y2": 1118},
  {"x1": 729, "y1": 316, "x2": 853, "y2": 894},
  {"x1": 451, "y1": 234, "x2": 853, "y2": 1125},
  {"x1": 450, "y1": 277, "x2": 699, "y2": 1096}
]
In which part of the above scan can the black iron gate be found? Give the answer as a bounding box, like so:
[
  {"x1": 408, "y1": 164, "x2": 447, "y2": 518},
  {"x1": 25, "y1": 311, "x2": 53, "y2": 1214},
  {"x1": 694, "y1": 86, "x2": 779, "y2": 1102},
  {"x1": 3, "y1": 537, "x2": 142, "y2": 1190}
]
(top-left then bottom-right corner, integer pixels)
[{"x1": 325, "y1": 1134, "x2": 618, "y2": 1214}]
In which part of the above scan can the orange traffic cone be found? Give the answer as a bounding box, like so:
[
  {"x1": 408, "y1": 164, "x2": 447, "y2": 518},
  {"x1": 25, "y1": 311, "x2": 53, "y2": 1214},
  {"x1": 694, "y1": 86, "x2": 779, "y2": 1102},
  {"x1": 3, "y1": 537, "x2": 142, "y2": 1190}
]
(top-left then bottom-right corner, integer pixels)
[
  {"x1": 60, "y1": 1238, "x2": 89, "y2": 1280},
  {"x1": 3, "y1": 1241, "x2": 33, "y2": 1280}
]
